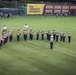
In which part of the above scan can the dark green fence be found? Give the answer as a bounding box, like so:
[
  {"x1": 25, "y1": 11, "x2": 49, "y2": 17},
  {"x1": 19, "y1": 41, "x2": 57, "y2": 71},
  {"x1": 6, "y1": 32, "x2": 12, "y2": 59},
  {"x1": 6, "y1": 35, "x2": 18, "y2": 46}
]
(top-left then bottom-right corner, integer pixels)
[{"x1": 0, "y1": 6, "x2": 27, "y2": 16}]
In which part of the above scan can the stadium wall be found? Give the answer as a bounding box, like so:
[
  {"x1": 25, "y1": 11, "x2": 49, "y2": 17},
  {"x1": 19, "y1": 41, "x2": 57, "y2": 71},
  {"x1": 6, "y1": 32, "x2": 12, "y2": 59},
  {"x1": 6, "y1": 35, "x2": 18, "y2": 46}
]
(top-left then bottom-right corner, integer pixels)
[
  {"x1": 0, "y1": 4, "x2": 76, "y2": 17},
  {"x1": 27, "y1": 4, "x2": 76, "y2": 15}
]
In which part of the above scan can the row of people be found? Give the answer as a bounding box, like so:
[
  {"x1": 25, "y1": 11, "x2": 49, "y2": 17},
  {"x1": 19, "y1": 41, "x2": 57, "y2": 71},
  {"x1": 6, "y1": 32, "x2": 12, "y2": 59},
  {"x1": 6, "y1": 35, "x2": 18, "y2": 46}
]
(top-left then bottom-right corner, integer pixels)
[
  {"x1": 17, "y1": 28, "x2": 72, "y2": 42},
  {"x1": 0, "y1": 30, "x2": 13, "y2": 48},
  {"x1": 1, "y1": 24, "x2": 71, "y2": 43},
  {"x1": 50, "y1": 30, "x2": 72, "y2": 49},
  {"x1": 1, "y1": 28, "x2": 72, "y2": 42},
  {"x1": 0, "y1": 27, "x2": 72, "y2": 49}
]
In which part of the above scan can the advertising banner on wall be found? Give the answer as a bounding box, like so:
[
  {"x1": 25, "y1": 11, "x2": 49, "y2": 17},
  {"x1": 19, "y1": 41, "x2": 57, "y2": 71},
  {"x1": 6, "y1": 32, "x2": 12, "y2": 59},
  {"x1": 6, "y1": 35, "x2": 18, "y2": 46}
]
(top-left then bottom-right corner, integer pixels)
[
  {"x1": 44, "y1": 4, "x2": 70, "y2": 14},
  {"x1": 27, "y1": 4, "x2": 76, "y2": 15},
  {"x1": 27, "y1": 4, "x2": 45, "y2": 15}
]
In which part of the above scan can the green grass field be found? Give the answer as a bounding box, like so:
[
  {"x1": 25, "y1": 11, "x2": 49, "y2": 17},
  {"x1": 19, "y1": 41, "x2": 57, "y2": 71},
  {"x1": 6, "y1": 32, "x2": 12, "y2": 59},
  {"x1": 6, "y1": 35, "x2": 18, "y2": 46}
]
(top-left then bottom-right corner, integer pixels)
[{"x1": 0, "y1": 16, "x2": 76, "y2": 75}]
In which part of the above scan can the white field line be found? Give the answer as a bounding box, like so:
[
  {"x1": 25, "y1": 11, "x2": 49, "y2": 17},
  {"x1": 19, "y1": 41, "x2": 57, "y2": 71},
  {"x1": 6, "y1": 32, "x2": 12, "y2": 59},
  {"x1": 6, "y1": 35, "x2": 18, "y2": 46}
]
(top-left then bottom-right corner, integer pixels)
[{"x1": 27, "y1": 41, "x2": 76, "y2": 58}]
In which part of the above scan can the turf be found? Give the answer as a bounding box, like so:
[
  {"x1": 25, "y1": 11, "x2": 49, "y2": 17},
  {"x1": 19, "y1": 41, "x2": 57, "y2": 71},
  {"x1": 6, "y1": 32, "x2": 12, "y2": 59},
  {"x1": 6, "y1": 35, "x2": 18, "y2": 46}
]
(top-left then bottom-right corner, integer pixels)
[{"x1": 0, "y1": 15, "x2": 76, "y2": 75}]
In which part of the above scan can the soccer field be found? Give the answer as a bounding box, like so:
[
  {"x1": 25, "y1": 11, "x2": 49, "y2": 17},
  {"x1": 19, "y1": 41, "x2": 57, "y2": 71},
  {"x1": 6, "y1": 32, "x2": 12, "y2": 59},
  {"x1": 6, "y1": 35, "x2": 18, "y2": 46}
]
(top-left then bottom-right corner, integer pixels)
[{"x1": 0, "y1": 16, "x2": 76, "y2": 75}]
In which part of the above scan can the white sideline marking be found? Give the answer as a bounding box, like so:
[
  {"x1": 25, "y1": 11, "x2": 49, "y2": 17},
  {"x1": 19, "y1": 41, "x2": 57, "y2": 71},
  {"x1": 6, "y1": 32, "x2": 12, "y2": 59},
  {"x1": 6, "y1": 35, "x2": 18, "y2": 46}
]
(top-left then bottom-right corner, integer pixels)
[{"x1": 27, "y1": 41, "x2": 76, "y2": 58}]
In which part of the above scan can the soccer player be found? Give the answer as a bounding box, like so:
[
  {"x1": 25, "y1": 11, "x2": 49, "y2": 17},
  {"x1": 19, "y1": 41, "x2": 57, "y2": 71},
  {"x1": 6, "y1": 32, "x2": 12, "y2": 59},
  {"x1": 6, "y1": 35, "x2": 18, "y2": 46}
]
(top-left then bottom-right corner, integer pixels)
[
  {"x1": 50, "y1": 35, "x2": 53, "y2": 49},
  {"x1": 68, "y1": 32, "x2": 72, "y2": 43}
]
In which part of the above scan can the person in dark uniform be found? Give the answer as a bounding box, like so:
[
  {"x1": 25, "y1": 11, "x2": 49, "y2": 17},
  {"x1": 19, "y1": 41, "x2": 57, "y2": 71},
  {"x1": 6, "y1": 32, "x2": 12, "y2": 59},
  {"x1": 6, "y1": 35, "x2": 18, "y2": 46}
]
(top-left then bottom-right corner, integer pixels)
[
  {"x1": 0, "y1": 34, "x2": 4, "y2": 48},
  {"x1": 55, "y1": 30, "x2": 59, "y2": 42},
  {"x1": 46, "y1": 31, "x2": 48, "y2": 40},
  {"x1": 36, "y1": 28, "x2": 40, "y2": 40},
  {"x1": 29, "y1": 28, "x2": 33, "y2": 40},
  {"x1": 41, "y1": 29, "x2": 45, "y2": 40},
  {"x1": 50, "y1": 35, "x2": 53, "y2": 49},
  {"x1": 9, "y1": 29, "x2": 13, "y2": 42},
  {"x1": 46, "y1": 29, "x2": 51, "y2": 41},
  {"x1": 23, "y1": 29, "x2": 28, "y2": 41},
  {"x1": 63, "y1": 32, "x2": 66, "y2": 42},
  {"x1": 16, "y1": 28, "x2": 21, "y2": 41},
  {"x1": 68, "y1": 32, "x2": 71, "y2": 43},
  {"x1": 48, "y1": 30, "x2": 51, "y2": 41},
  {"x1": 52, "y1": 30, "x2": 56, "y2": 40},
  {"x1": 60, "y1": 31, "x2": 63, "y2": 41},
  {"x1": 5, "y1": 31, "x2": 8, "y2": 43},
  {"x1": 3, "y1": 32, "x2": 7, "y2": 45}
]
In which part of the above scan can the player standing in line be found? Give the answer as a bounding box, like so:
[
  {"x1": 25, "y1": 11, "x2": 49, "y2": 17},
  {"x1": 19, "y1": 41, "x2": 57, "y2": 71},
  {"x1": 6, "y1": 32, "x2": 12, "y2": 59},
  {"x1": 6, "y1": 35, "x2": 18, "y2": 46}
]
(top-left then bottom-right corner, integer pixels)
[
  {"x1": 29, "y1": 28, "x2": 33, "y2": 40},
  {"x1": 60, "y1": 31, "x2": 63, "y2": 41},
  {"x1": 2, "y1": 25, "x2": 7, "y2": 35},
  {"x1": 63, "y1": 32, "x2": 66, "y2": 42},
  {"x1": 36, "y1": 28, "x2": 40, "y2": 40},
  {"x1": 56, "y1": 30, "x2": 59, "y2": 42},
  {"x1": 68, "y1": 32, "x2": 72, "y2": 43},
  {"x1": 23, "y1": 29, "x2": 28, "y2": 41},
  {"x1": 3, "y1": 32, "x2": 7, "y2": 45},
  {"x1": 9, "y1": 29, "x2": 13, "y2": 42},
  {"x1": 41, "y1": 29, "x2": 45, "y2": 40},
  {"x1": 53, "y1": 30, "x2": 56, "y2": 40},
  {"x1": 16, "y1": 28, "x2": 21, "y2": 41},
  {"x1": 46, "y1": 30, "x2": 48, "y2": 40},
  {"x1": 48, "y1": 29, "x2": 51, "y2": 41}
]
